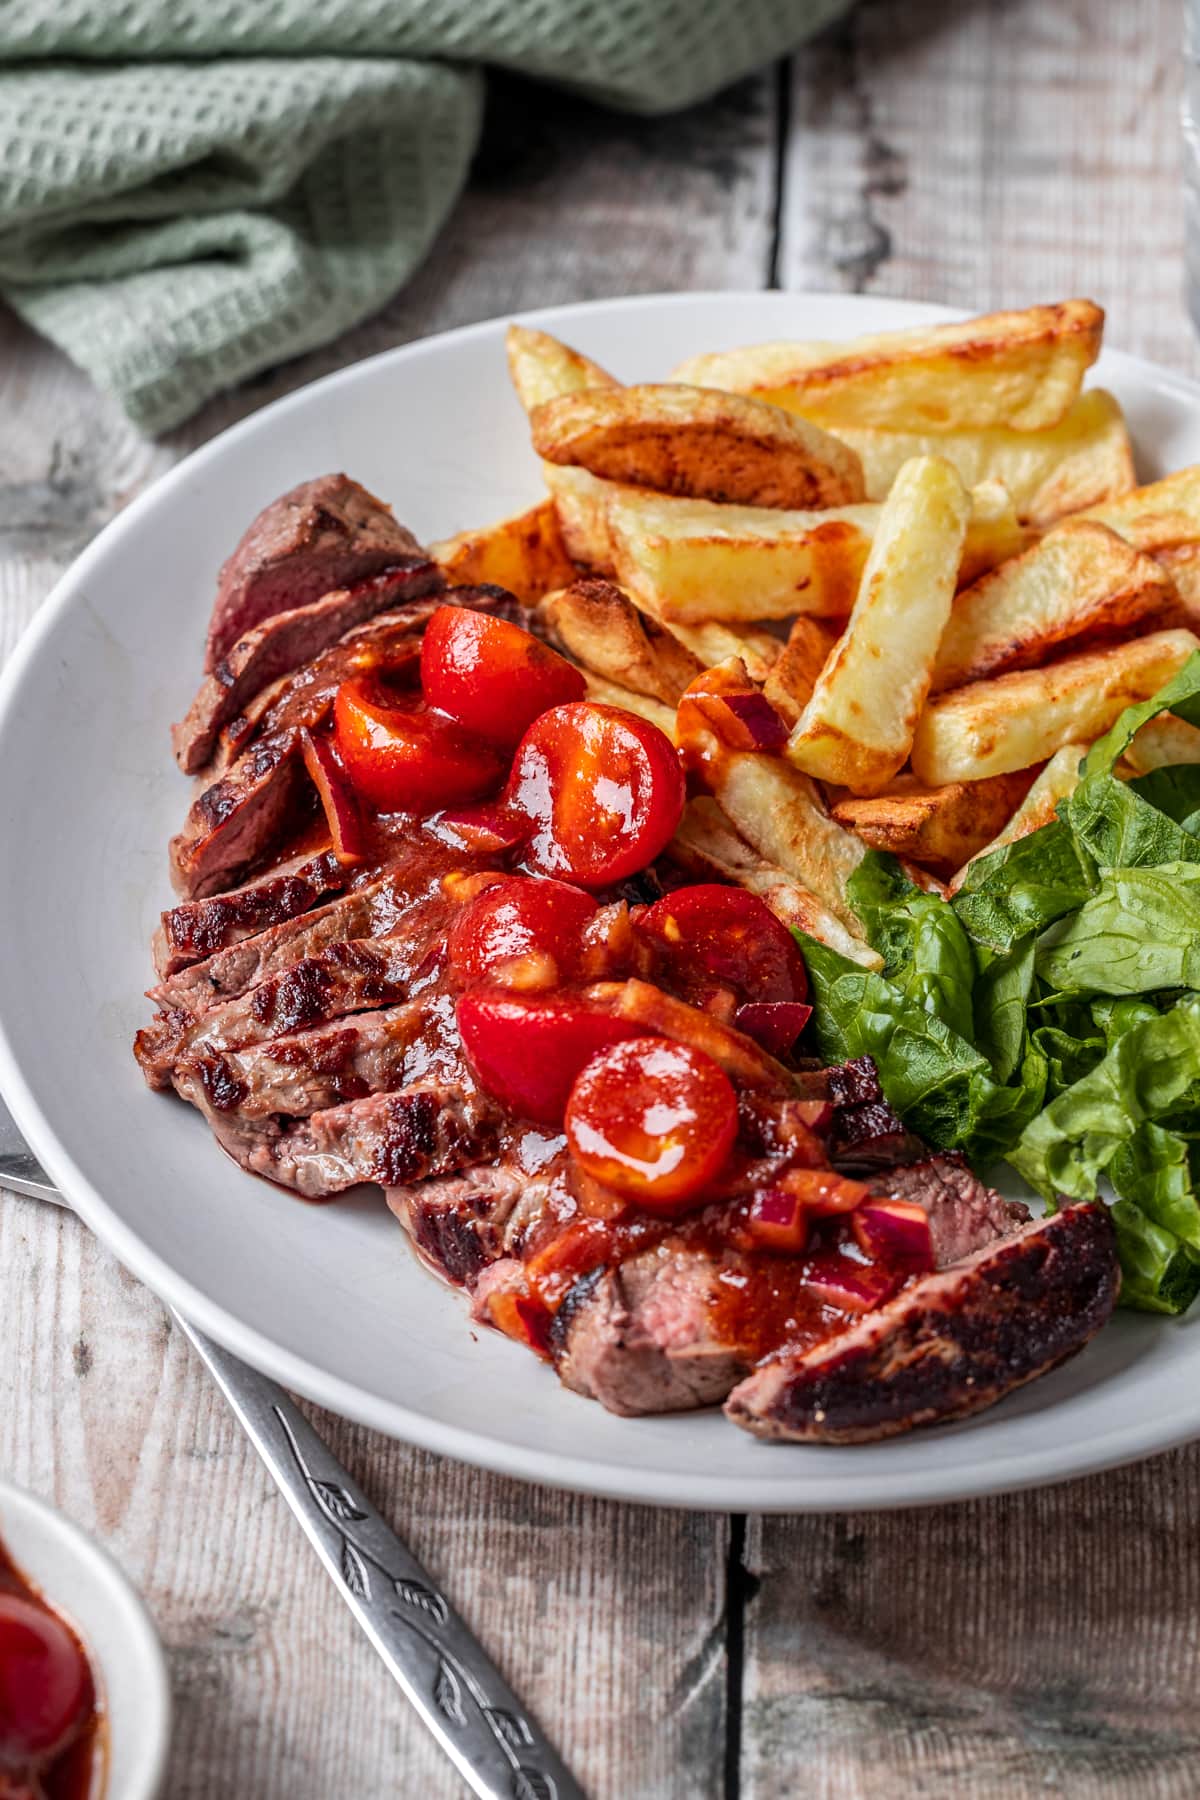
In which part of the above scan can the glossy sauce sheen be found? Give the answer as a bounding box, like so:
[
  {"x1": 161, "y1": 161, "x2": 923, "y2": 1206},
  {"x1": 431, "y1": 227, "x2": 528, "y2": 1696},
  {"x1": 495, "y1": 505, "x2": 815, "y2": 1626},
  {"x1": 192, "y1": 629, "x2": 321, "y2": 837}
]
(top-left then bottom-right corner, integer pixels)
[{"x1": 0, "y1": 1536, "x2": 101, "y2": 1800}]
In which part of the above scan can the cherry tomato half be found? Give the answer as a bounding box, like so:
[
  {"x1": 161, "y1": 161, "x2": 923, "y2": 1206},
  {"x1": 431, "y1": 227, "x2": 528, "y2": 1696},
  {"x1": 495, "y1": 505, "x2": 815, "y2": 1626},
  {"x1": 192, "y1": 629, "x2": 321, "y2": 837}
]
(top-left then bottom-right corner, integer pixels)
[
  {"x1": 636, "y1": 884, "x2": 809, "y2": 1006},
  {"x1": 0, "y1": 1594, "x2": 91, "y2": 1761},
  {"x1": 565, "y1": 1036, "x2": 738, "y2": 1211},
  {"x1": 448, "y1": 876, "x2": 598, "y2": 988},
  {"x1": 505, "y1": 702, "x2": 685, "y2": 888},
  {"x1": 333, "y1": 674, "x2": 504, "y2": 814},
  {"x1": 457, "y1": 990, "x2": 642, "y2": 1124},
  {"x1": 420, "y1": 605, "x2": 586, "y2": 749}
]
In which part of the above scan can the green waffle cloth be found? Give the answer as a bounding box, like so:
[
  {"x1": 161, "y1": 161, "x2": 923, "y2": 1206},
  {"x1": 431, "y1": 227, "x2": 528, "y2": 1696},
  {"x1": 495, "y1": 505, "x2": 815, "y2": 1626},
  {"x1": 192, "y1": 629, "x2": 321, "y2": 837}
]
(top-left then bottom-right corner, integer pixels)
[{"x1": 0, "y1": 0, "x2": 848, "y2": 433}]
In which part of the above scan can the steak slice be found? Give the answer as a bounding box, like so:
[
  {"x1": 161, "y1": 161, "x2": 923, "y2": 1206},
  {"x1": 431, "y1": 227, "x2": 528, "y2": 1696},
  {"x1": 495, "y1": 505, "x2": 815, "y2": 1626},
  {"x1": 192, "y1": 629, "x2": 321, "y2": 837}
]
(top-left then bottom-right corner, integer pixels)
[
  {"x1": 151, "y1": 864, "x2": 440, "y2": 1014},
  {"x1": 214, "y1": 1081, "x2": 504, "y2": 1200},
  {"x1": 205, "y1": 474, "x2": 424, "y2": 670},
  {"x1": 153, "y1": 846, "x2": 347, "y2": 978},
  {"x1": 391, "y1": 1169, "x2": 534, "y2": 1288},
  {"x1": 169, "y1": 731, "x2": 306, "y2": 899},
  {"x1": 173, "y1": 996, "x2": 457, "y2": 1120},
  {"x1": 176, "y1": 566, "x2": 442, "y2": 774},
  {"x1": 867, "y1": 1154, "x2": 1029, "y2": 1268},
  {"x1": 724, "y1": 1203, "x2": 1119, "y2": 1444},
  {"x1": 553, "y1": 1244, "x2": 752, "y2": 1416}
]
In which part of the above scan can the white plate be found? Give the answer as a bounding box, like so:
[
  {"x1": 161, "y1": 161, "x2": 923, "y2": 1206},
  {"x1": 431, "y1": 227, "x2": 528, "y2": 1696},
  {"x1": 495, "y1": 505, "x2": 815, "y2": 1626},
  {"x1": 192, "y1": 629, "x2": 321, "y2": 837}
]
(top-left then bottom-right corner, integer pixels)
[
  {"x1": 0, "y1": 1480, "x2": 170, "y2": 1797},
  {"x1": 1, "y1": 291, "x2": 1198, "y2": 1512}
]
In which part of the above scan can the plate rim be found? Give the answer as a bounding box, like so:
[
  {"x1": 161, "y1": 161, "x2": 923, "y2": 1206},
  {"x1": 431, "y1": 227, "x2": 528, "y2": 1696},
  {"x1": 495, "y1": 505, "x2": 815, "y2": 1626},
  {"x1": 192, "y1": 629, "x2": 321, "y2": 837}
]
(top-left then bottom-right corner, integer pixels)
[{"x1": 3, "y1": 287, "x2": 1199, "y2": 1511}]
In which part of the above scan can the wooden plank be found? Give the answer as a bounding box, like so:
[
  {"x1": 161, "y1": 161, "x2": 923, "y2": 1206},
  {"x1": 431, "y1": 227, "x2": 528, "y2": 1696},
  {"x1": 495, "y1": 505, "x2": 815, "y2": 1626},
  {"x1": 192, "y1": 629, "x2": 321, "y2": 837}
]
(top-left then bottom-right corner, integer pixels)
[
  {"x1": 0, "y1": 67, "x2": 781, "y2": 1797},
  {"x1": 741, "y1": 1465, "x2": 1200, "y2": 1798},
  {"x1": 741, "y1": 6, "x2": 1200, "y2": 1793}
]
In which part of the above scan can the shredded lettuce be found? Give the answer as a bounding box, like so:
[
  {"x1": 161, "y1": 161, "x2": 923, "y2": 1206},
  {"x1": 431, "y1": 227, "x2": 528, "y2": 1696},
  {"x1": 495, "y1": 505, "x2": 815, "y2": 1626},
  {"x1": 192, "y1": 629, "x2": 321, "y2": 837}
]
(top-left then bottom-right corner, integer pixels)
[
  {"x1": 1036, "y1": 864, "x2": 1200, "y2": 996},
  {"x1": 951, "y1": 819, "x2": 1096, "y2": 953}
]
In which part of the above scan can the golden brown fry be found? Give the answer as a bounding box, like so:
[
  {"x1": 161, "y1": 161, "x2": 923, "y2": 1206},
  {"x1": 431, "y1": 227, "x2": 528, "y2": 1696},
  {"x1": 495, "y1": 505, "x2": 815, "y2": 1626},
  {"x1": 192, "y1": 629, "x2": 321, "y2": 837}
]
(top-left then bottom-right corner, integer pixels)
[
  {"x1": 429, "y1": 499, "x2": 577, "y2": 604},
  {"x1": 536, "y1": 578, "x2": 703, "y2": 704},
  {"x1": 666, "y1": 618, "x2": 783, "y2": 684},
  {"x1": 832, "y1": 390, "x2": 1134, "y2": 525},
  {"x1": 506, "y1": 323, "x2": 619, "y2": 414},
  {"x1": 1124, "y1": 712, "x2": 1200, "y2": 772},
  {"x1": 930, "y1": 520, "x2": 1180, "y2": 693},
  {"x1": 676, "y1": 665, "x2": 867, "y2": 927},
  {"x1": 672, "y1": 301, "x2": 1104, "y2": 433},
  {"x1": 762, "y1": 617, "x2": 839, "y2": 726},
  {"x1": 787, "y1": 456, "x2": 971, "y2": 793},
  {"x1": 829, "y1": 770, "x2": 1036, "y2": 874},
  {"x1": 1080, "y1": 463, "x2": 1200, "y2": 552},
  {"x1": 947, "y1": 746, "x2": 1087, "y2": 893},
  {"x1": 530, "y1": 383, "x2": 865, "y2": 509},
  {"x1": 579, "y1": 671, "x2": 677, "y2": 738},
  {"x1": 911, "y1": 629, "x2": 1200, "y2": 785},
  {"x1": 540, "y1": 464, "x2": 620, "y2": 571},
  {"x1": 671, "y1": 798, "x2": 881, "y2": 967}
]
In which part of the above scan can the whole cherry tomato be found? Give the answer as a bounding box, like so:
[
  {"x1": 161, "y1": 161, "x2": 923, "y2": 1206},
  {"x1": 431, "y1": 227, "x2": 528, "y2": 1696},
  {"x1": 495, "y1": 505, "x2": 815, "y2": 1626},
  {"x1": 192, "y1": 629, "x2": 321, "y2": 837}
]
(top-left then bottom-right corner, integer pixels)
[
  {"x1": 635, "y1": 884, "x2": 809, "y2": 1006},
  {"x1": 448, "y1": 876, "x2": 598, "y2": 987},
  {"x1": 0, "y1": 1594, "x2": 91, "y2": 1762},
  {"x1": 333, "y1": 674, "x2": 503, "y2": 813},
  {"x1": 565, "y1": 1036, "x2": 738, "y2": 1211},
  {"x1": 504, "y1": 702, "x2": 685, "y2": 888},
  {"x1": 457, "y1": 991, "x2": 643, "y2": 1124},
  {"x1": 420, "y1": 605, "x2": 585, "y2": 749}
]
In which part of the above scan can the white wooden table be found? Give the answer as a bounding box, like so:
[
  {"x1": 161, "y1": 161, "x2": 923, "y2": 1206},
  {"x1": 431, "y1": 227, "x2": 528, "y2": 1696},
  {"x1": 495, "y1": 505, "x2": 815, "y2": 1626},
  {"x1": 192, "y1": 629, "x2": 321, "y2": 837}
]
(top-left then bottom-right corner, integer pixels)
[{"x1": 4, "y1": 3, "x2": 1200, "y2": 1793}]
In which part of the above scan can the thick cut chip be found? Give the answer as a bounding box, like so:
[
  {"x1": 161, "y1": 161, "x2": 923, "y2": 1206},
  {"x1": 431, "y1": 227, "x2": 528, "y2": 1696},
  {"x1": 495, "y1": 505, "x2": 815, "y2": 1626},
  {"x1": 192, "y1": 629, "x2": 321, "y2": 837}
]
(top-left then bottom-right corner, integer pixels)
[
  {"x1": 666, "y1": 618, "x2": 783, "y2": 684},
  {"x1": 580, "y1": 671, "x2": 677, "y2": 738},
  {"x1": 530, "y1": 383, "x2": 865, "y2": 509},
  {"x1": 829, "y1": 770, "x2": 1035, "y2": 874},
  {"x1": 1080, "y1": 465, "x2": 1200, "y2": 623},
  {"x1": 947, "y1": 746, "x2": 1087, "y2": 894},
  {"x1": 931, "y1": 520, "x2": 1180, "y2": 693},
  {"x1": 676, "y1": 671, "x2": 867, "y2": 928},
  {"x1": 605, "y1": 480, "x2": 1020, "y2": 625},
  {"x1": 536, "y1": 578, "x2": 703, "y2": 704},
  {"x1": 542, "y1": 464, "x2": 620, "y2": 571},
  {"x1": 671, "y1": 799, "x2": 881, "y2": 968},
  {"x1": 833, "y1": 389, "x2": 1134, "y2": 525},
  {"x1": 506, "y1": 323, "x2": 619, "y2": 414},
  {"x1": 1124, "y1": 713, "x2": 1200, "y2": 773},
  {"x1": 430, "y1": 499, "x2": 577, "y2": 603},
  {"x1": 671, "y1": 301, "x2": 1104, "y2": 433},
  {"x1": 786, "y1": 456, "x2": 971, "y2": 793},
  {"x1": 911, "y1": 629, "x2": 1200, "y2": 785},
  {"x1": 762, "y1": 617, "x2": 840, "y2": 725}
]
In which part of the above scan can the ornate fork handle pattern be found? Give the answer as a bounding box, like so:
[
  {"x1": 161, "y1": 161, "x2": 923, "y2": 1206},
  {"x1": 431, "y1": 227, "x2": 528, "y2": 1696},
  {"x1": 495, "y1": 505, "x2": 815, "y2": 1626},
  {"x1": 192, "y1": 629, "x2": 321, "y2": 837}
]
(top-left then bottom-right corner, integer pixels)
[{"x1": 177, "y1": 1321, "x2": 585, "y2": 1800}]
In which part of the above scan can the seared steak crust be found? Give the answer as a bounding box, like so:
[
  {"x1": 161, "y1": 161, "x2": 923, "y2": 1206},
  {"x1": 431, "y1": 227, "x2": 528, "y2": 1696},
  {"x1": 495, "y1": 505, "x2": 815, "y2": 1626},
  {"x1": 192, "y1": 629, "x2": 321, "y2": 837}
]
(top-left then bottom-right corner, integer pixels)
[
  {"x1": 206, "y1": 473, "x2": 423, "y2": 670},
  {"x1": 169, "y1": 731, "x2": 305, "y2": 898},
  {"x1": 724, "y1": 1204, "x2": 1119, "y2": 1443}
]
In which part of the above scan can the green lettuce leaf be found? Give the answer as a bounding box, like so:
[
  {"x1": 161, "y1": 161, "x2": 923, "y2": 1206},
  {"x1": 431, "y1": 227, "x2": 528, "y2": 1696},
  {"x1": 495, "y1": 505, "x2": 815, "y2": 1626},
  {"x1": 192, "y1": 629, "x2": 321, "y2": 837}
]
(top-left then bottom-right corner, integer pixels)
[
  {"x1": 974, "y1": 938, "x2": 1036, "y2": 1084},
  {"x1": 1129, "y1": 763, "x2": 1200, "y2": 832},
  {"x1": 1035, "y1": 864, "x2": 1200, "y2": 996},
  {"x1": 1092, "y1": 996, "x2": 1162, "y2": 1046},
  {"x1": 800, "y1": 934, "x2": 1043, "y2": 1161},
  {"x1": 1030, "y1": 1024, "x2": 1106, "y2": 1101},
  {"x1": 1008, "y1": 997, "x2": 1200, "y2": 1203},
  {"x1": 1110, "y1": 1200, "x2": 1200, "y2": 1315},
  {"x1": 1061, "y1": 774, "x2": 1200, "y2": 868},
  {"x1": 1080, "y1": 649, "x2": 1200, "y2": 777},
  {"x1": 951, "y1": 819, "x2": 1096, "y2": 953},
  {"x1": 1110, "y1": 1121, "x2": 1200, "y2": 1251},
  {"x1": 845, "y1": 852, "x2": 977, "y2": 1043}
]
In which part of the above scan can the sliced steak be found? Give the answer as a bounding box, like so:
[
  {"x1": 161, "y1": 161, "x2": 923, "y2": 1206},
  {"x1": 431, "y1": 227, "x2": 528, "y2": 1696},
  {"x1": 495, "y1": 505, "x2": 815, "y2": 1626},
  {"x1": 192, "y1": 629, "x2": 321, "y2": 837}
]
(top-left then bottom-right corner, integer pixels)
[
  {"x1": 216, "y1": 1081, "x2": 504, "y2": 1200},
  {"x1": 153, "y1": 846, "x2": 346, "y2": 977},
  {"x1": 173, "y1": 994, "x2": 461, "y2": 1120},
  {"x1": 867, "y1": 1154, "x2": 1029, "y2": 1269},
  {"x1": 205, "y1": 474, "x2": 424, "y2": 670},
  {"x1": 391, "y1": 1169, "x2": 534, "y2": 1288},
  {"x1": 553, "y1": 1243, "x2": 752, "y2": 1415},
  {"x1": 724, "y1": 1203, "x2": 1119, "y2": 1444},
  {"x1": 169, "y1": 731, "x2": 306, "y2": 899},
  {"x1": 176, "y1": 566, "x2": 442, "y2": 774}
]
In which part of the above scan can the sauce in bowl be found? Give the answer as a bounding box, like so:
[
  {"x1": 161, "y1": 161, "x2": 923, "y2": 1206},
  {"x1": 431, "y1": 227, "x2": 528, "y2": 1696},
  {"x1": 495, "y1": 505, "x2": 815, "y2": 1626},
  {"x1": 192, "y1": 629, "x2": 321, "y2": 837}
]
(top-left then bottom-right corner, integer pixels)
[{"x1": 0, "y1": 1533, "x2": 102, "y2": 1799}]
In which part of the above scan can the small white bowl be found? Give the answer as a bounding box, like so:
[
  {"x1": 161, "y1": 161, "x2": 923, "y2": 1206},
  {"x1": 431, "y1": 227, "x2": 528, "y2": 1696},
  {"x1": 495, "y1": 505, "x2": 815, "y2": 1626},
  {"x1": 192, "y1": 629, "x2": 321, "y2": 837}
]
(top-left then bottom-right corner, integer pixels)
[{"x1": 0, "y1": 1481, "x2": 170, "y2": 1798}]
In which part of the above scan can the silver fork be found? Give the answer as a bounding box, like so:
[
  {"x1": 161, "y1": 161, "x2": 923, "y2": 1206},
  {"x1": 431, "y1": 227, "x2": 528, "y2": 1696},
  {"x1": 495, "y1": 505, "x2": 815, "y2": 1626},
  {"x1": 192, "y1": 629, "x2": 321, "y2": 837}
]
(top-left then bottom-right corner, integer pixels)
[{"x1": 0, "y1": 1094, "x2": 583, "y2": 1800}]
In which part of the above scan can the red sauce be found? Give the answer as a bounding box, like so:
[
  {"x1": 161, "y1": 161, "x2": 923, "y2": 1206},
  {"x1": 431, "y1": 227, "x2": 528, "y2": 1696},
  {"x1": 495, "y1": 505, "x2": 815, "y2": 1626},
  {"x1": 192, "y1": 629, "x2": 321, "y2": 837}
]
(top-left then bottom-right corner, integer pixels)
[{"x1": 0, "y1": 1535, "x2": 102, "y2": 1800}]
